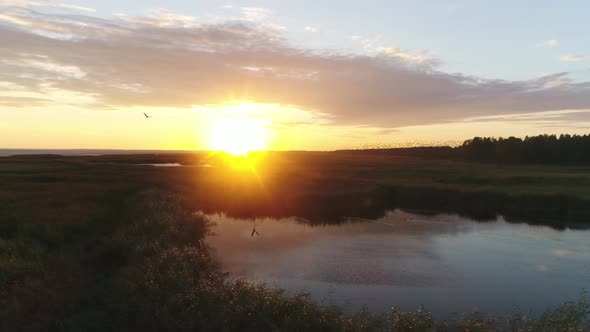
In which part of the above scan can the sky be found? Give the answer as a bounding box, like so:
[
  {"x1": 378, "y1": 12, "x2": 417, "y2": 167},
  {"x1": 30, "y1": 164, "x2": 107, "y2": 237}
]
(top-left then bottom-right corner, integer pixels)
[{"x1": 1, "y1": 0, "x2": 590, "y2": 150}]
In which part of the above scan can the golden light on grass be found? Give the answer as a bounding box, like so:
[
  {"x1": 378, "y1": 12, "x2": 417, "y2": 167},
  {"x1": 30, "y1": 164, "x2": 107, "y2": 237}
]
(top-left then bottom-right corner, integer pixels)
[{"x1": 208, "y1": 115, "x2": 269, "y2": 156}]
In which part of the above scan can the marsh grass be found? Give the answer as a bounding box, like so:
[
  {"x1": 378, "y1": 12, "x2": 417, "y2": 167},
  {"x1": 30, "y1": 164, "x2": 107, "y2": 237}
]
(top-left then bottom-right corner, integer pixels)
[{"x1": 390, "y1": 294, "x2": 590, "y2": 331}]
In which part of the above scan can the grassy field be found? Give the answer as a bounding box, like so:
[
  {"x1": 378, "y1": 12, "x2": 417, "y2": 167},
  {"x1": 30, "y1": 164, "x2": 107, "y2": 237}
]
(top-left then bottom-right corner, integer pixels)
[
  {"x1": 6, "y1": 151, "x2": 586, "y2": 224},
  {"x1": 1, "y1": 151, "x2": 590, "y2": 331}
]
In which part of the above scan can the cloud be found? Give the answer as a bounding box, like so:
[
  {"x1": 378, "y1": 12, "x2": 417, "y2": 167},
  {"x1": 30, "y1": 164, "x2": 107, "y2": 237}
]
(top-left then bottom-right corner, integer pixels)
[
  {"x1": 241, "y1": 7, "x2": 271, "y2": 21},
  {"x1": 1, "y1": 0, "x2": 95, "y2": 12},
  {"x1": 2, "y1": 57, "x2": 86, "y2": 78},
  {"x1": 379, "y1": 47, "x2": 436, "y2": 66},
  {"x1": 462, "y1": 109, "x2": 590, "y2": 123},
  {"x1": 0, "y1": 12, "x2": 32, "y2": 26},
  {"x1": 304, "y1": 25, "x2": 317, "y2": 33},
  {"x1": 0, "y1": 95, "x2": 50, "y2": 106},
  {"x1": 546, "y1": 39, "x2": 558, "y2": 47},
  {"x1": 1, "y1": 6, "x2": 590, "y2": 129},
  {"x1": 539, "y1": 39, "x2": 558, "y2": 48},
  {"x1": 560, "y1": 54, "x2": 586, "y2": 62},
  {"x1": 114, "y1": 9, "x2": 196, "y2": 28}
]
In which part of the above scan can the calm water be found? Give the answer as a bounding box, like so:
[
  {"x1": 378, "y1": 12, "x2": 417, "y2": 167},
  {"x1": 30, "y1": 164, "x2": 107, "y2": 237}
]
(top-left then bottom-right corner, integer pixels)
[{"x1": 206, "y1": 210, "x2": 590, "y2": 317}]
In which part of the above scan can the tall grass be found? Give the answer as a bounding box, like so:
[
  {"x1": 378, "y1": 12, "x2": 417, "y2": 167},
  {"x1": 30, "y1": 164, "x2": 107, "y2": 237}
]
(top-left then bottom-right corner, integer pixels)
[{"x1": 388, "y1": 295, "x2": 590, "y2": 331}]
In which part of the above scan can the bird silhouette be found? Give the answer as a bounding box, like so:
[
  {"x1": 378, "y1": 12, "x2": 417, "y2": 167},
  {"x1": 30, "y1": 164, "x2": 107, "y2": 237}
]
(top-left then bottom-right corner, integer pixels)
[
  {"x1": 143, "y1": 113, "x2": 152, "y2": 118},
  {"x1": 251, "y1": 226, "x2": 259, "y2": 237}
]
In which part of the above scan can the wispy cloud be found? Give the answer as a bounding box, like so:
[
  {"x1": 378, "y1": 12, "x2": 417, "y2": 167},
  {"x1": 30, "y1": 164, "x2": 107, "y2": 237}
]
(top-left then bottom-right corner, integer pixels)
[
  {"x1": 304, "y1": 25, "x2": 317, "y2": 33},
  {"x1": 2, "y1": 57, "x2": 86, "y2": 78},
  {"x1": 462, "y1": 109, "x2": 590, "y2": 123},
  {"x1": 560, "y1": 54, "x2": 586, "y2": 62},
  {"x1": 115, "y1": 8, "x2": 196, "y2": 28},
  {"x1": 1, "y1": 6, "x2": 590, "y2": 129},
  {"x1": 1, "y1": 0, "x2": 95, "y2": 12},
  {"x1": 0, "y1": 12, "x2": 32, "y2": 26},
  {"x1": 538, "y1": 39, "x2": 558, "y2": 48},
  {"x1": 241, "y1": 7, "x2": 271, "y2": 21},
  {"x1": 379, "y1": 47, "x2": 436, "y2": 66}
]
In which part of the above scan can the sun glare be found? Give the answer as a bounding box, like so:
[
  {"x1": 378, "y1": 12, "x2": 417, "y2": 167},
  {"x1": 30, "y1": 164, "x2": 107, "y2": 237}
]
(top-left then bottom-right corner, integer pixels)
[{"x1": 208, "y1": 116, "x2": 269, "y2": 155}]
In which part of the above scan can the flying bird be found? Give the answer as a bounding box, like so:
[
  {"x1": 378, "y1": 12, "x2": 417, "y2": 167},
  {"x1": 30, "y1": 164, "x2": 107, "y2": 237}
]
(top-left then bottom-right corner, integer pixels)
[
  {"x1": 143, "y1": 113, "x2": 152, "y2": 118},
  {"x1": 251, "y1": 226, "x2": 260, "y2": 237}
]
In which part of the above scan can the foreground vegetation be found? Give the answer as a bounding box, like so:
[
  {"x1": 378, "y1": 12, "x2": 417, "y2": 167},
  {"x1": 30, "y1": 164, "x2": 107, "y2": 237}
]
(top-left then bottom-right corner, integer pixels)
[
  {"x1": 2, "y1": 190, "x2": 589, "y2": 331},
  {"x1": 1, "y1": 152, "x2": 590, "y2": 330}
]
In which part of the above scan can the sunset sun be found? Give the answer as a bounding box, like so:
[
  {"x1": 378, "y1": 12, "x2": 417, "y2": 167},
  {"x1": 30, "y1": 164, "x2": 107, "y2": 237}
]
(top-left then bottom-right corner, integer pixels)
[{"x1": 208, "y1": 116, "x2": 269, "y2": 155}]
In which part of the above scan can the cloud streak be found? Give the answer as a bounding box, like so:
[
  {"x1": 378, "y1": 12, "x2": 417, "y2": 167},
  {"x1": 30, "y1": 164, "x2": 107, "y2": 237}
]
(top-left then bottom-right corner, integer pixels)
[
  {"x1": 560, "y1": 54, "x2": 586, "y2": 62},
  {"x1": 2, "y1": 0, "x2": 95, "y2": 12},
  {"x1": 379, "y1": 47, "x2": 436, "y2": 66},
  {"x1": 304, "y1": 25, "x2": 317, "y2": 33},
  {"x1": 538, "y1": 39, "x2": 558, "y2": 48},
  {"x1": 1, "y1": 6, "x2": 590, "y2": 128},
  {"x1": 240, "y1": 7, "x2": 272, "y2": 21}
]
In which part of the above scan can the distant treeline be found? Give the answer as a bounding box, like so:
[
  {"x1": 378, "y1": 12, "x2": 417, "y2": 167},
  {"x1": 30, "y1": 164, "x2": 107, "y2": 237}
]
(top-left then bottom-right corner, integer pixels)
[
  {"x1": 342, "y1": 134, "x2": 590, "y2": 165},
  {"x1": 456, "y1": 134, "x2": 590, "y2": 165}
]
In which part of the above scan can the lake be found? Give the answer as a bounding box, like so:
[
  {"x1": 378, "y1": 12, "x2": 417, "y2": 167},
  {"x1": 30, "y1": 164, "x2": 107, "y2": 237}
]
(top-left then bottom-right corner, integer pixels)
[{"x1": 206, "y1": 210, "x2": 590, "y2": 317}]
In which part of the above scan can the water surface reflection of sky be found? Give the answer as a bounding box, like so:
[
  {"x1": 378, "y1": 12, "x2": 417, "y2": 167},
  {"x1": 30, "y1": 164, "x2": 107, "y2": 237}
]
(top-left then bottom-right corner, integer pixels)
[{"x1": 206, "y1": 210, "x2": 590, "y2": 317}]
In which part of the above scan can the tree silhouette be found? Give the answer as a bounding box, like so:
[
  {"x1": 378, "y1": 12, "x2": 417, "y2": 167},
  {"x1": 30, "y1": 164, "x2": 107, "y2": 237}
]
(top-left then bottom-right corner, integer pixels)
[{"x1": 455, "y1": 134, "x2": 590, "y2": 165}]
